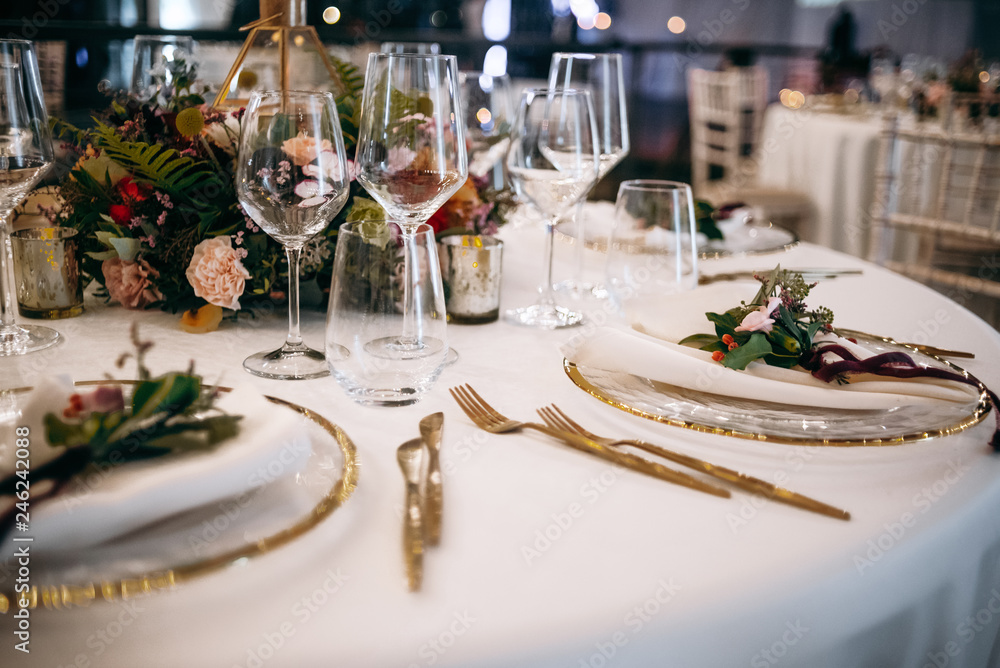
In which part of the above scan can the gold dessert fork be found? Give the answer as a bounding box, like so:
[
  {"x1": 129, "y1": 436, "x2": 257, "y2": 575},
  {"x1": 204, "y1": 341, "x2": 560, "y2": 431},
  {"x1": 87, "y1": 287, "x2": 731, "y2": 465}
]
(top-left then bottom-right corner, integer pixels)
[
  {"x1": 537, "y1": 405, "x2": 850, "y2": 521},
  {"x1": 449, "y1": 384, "x2": 729, "y2": 499}
]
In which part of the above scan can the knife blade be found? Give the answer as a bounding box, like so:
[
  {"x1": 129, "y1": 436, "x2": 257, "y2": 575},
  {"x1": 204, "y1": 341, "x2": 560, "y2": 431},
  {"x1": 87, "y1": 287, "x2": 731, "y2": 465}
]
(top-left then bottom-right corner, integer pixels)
[
  {"x1": 699, "y1": 268, "x2": 863, "y2": 285},
  {"x1": 396, "y1": 438, "x2": 425, "y2": 592},
  {"x1": 419, "y1": 412, "x2": 444, "y2": 546}
]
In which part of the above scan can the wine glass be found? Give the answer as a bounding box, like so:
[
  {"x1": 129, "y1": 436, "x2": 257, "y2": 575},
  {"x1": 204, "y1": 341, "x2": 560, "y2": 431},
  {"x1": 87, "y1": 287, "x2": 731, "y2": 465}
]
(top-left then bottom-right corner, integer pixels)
[
  {"x1": 0, "y1": 39, "x2": 58, "y2": 357},
  {"x1": 354, "y1": 52, "x2": 467, "y2": 359},
  {"x1": 130, "y1": 35, "x2": 194, "y2": 102},
  {"x1": 236, "y1": 90, "x2": 350, "y2": 379},
  {"x1": 504, "y1": 88, "x2": 600, "y2": 329},
  {"x1": 458, "y1": 71, "x2": 514, "y2": 179},
  {"x1": 548, "y1": 52, "x2": 629, "y2": 298}
]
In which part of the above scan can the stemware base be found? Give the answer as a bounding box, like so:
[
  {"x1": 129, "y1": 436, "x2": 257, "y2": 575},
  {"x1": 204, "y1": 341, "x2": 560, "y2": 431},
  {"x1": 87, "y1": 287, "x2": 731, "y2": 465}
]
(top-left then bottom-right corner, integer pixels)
[
  {"x1": 504, "y1": 304, "x2": 584, "y2": 330},
  {"x1": 0, "y1": 323, "x2": 60, "y2": 356},
  {"x1": 243, "y1": 343, "x2": 329, "y2": 380},
  {"x1": 554, "y1": 279, "x2": 609, "y2": 301},
  {"x1": 363, "y1": 335, "x2": 447, "y2": 361}
]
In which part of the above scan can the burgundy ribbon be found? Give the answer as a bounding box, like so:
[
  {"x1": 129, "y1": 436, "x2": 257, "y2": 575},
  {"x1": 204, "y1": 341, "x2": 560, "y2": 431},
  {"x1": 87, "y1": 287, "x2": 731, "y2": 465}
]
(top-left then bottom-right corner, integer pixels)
[{"x1": 800, "y1": 343, "x2": 1000, "y2": 450}]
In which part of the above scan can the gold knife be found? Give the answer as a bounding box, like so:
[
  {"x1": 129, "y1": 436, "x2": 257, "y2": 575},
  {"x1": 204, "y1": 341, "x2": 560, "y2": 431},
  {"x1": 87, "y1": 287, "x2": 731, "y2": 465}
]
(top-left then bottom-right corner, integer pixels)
[
  {"x1": 419, "y1": 412, "x2": 445, "y2": 547},
  {"x1": 396, "y1": 438, "x2": 425, "y2": 592}
]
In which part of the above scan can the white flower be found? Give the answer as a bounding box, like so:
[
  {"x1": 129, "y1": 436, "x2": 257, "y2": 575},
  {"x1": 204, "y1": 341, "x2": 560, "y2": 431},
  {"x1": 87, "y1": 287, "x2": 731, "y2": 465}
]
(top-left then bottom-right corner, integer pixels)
[{"x1": 735, "y1": 297, "x2": 781, "y2": 333}]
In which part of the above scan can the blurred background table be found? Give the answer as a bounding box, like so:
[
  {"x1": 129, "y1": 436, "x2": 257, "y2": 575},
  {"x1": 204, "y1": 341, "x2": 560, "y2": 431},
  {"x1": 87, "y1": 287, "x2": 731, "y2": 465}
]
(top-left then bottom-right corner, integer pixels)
[{"x1": 756, "y1": 102, "x2": 885, "y2": 259}]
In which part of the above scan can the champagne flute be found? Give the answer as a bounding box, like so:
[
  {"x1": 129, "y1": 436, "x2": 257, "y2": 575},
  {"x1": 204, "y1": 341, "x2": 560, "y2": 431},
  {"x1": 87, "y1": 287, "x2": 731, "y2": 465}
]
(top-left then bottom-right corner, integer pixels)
[
  {"x1": 548, "y1": 52, "x2": 630, "y2": 298},
  {"x1": 236, "y1": 90, "x2": 350, "y2": 379},
  {"x1": 505, "y1": 88, "x2": 600, "y2": 329},
  {"x1": 0, "y1": 39, "x2": 57, "y2": 356},
  {"x1": 355, "y1": 52, "x2": 467, "y2": 359},
  {"x1": 458, "y1": 71, "x2": 514, "y2": 179}
]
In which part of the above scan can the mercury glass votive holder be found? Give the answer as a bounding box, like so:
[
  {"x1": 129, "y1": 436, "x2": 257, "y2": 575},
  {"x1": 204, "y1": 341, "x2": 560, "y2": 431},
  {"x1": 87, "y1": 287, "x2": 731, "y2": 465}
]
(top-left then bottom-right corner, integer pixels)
[
  {"x1": 11, "y1": 227, "x2": 84, "y2": 319},
  {"x1": 439, "y1": 235, "x2": 503, "y2": 324}
]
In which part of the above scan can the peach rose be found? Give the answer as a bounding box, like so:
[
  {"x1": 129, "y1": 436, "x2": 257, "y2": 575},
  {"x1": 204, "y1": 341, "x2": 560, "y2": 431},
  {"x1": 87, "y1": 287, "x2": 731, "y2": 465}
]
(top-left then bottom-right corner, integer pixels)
[
  {"x1": 185, "y1": 236, "x2": 251, "y2": 311},
  {"x1": 102, "y1": 258, "x2": 162, "y2": 309},
  {"x1": 281, "y1": 132, "x2": 334, "y2": 167}
]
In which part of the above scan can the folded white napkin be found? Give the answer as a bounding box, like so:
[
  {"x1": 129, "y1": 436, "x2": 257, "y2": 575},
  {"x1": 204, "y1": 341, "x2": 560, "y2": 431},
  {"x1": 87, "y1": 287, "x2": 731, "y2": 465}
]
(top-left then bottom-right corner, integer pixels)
[
  {"x1": 561, "y1": 286, "x2": 979, "y2": 410},
  {"x1": 1, "y1": 380, "x2": 311, "y2": 554}
]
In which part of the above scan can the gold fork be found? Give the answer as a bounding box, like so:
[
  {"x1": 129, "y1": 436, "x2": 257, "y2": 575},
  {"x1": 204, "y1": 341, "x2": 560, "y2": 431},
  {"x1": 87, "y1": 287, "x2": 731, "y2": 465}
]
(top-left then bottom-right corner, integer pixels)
[
  {"x1": 449, "y1": 384, "x2": 730, "y2": 499},
  {"x1": 537, "y1": 405, "x2": 850, "y2": 521}
]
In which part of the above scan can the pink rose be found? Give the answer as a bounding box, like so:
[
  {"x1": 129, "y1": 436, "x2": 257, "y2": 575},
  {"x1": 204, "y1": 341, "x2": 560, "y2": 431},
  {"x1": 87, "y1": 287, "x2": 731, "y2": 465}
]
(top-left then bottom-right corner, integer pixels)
[
  {"x1": 102, "y1": 258, "x2": 162, "y2": 309},
  {"x1": 281, "y1": 132, "x2": 334, "y2": 167},
  {"x1": 185, "y1": 236, "x2": 251, "y2": 310},
  {"x1": 735, "y1": 297, "x2": 781, "y2": 333}
]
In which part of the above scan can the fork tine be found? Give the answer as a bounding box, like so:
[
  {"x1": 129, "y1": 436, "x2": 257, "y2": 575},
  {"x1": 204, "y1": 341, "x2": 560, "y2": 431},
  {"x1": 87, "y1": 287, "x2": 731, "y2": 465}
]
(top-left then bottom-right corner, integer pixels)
[
  {"x1": 536, "y1": 406, "x2": 572, "y2": 433},
  {"x1": 463, "y1": 384, "x2": 506, "y2": 422},
  {"x1": 450, "y1": 386, "x2": 486, "y2": 428},
  {"x1": 550, "y1": 404, "x2": 599, "y2": 440},
  {"x1": 458, "y1": 384, "x2": 501, "y2": 427}
]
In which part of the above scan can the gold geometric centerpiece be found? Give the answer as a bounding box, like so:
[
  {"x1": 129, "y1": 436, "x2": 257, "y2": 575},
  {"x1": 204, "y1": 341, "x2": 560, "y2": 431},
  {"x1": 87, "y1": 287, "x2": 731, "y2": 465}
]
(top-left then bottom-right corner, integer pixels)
[{"x1": 213, "y1": 0, "x2": 344, "y2": 108}]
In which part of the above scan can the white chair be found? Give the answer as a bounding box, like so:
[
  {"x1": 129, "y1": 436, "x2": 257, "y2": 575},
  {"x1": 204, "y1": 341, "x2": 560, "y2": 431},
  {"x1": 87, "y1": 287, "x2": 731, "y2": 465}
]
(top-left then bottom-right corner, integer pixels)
[
  {"x1": 869, "y1": 115, "x2": 1000, "y2": 326},
  {"x1": 687, "y1": 67, "x2": 813, "y2": 228}
]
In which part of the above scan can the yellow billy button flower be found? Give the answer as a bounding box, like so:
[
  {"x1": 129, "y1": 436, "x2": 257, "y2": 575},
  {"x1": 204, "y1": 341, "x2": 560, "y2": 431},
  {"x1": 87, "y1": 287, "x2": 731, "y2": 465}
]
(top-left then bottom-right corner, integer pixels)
[
  {"x1": 175, "y1": 107, "x2": 206, "y2": 137},
  {"x1": 180, "y1": 303, "x2": 223, "y2": 333}
]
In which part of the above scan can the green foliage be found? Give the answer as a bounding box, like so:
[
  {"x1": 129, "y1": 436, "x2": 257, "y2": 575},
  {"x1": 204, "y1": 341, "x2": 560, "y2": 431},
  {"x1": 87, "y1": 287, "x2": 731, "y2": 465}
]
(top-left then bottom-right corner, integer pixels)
[{"x1": 679, "y1": 266, "x2": 836, "y2": 371}]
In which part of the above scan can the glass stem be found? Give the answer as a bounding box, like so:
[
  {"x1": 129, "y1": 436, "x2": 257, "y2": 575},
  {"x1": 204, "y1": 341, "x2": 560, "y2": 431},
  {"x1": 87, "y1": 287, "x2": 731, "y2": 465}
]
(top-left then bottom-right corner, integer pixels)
[
  {"x1": 0, "y1": 219, "x2": 18, "y2": 331},
  {"x1": 539, "y1": 217, "x2": 557, "y2": 308},
  {"x1": 399, "y1": 227, "x2": 422, "y2": 346},
  {"x1": 572, "y1": 198, "x2": 586, "y2": 281},
  {"x1": 283, "y1": 245, "x2": 303, "y2": 349}
]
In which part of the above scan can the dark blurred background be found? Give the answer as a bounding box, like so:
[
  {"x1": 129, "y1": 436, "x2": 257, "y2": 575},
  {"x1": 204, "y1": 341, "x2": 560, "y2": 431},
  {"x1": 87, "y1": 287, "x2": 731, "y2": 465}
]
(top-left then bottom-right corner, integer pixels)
[{"x1": 3, "y1": 0, "x2": 997, "y2": 199}]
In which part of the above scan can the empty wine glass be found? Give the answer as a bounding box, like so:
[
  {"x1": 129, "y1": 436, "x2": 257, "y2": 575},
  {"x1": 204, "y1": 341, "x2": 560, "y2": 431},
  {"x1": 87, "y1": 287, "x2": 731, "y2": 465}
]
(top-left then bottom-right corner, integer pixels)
[
  {"x1": 354, "y1": 52, "x2": 467, "y2": 359},
  {"x1": 504, "y1": 88, "x2": 600, "y2": 329},
  {"x1": 458, "y1": 71, "x2": 514, "y2": 178},
  {"x1": 130, "y1": 35, "x2": 195, "y2": 102},
  {"x1": 0, "y1": 39, "x2": 58, "y2": 356},
  {"x1": 236, "y1": 90, "x2": 350, "y2": 379},
  {"x1": 548, "y1": 52, "x2": 629, "y2": 298}
]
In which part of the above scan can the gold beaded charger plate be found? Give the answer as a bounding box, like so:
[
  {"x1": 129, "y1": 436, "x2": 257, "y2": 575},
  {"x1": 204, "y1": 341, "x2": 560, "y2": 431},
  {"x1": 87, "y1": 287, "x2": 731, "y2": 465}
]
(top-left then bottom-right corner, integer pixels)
[
  {"x1": 564, "y1": 333, "x2": 991, "y2": 447},
  {"x1": 0, "y1": 381, "x2": 359, "y2": 611}
]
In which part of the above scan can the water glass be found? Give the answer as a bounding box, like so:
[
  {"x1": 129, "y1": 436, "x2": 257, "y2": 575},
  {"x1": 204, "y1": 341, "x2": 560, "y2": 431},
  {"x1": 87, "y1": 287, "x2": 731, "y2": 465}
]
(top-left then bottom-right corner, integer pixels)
[
  {"x1": 606, "y1": 180, "x2": 699, "y2": 322},
  {"x1": 326, "y1": 222, "x2": 447, "y2": 406}
]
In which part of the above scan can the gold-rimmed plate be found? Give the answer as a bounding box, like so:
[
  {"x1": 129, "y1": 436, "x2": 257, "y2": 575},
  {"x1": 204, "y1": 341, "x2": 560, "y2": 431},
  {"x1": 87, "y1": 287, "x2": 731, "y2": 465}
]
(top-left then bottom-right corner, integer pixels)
[
  {"x1": 555, "y1": 215, "x2": 799, "y2": 258},
  {"x1": 0, "y1": 383, "x2": 359, "y2": 611},
  {"x1": 564, "y1": 333, "x2": 992, "y2": 447}
]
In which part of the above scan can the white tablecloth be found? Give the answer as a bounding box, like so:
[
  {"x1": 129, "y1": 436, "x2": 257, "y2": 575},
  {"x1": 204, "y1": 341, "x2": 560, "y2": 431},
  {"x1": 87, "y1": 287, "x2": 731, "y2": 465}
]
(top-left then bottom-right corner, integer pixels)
[
  {"x1": 2, "y1": 223, "x2": 1000, "y2": 668},
  {"x1": 757, "y1": 104, "x2": 884, "y2": 259}
]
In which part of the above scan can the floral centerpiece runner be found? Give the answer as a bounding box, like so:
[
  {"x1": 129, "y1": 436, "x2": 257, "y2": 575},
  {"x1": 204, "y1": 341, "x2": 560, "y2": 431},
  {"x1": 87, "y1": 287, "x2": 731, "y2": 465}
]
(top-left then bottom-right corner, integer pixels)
[{"x1": 45, "y1": 54, "x2": 511, "y2": 328}]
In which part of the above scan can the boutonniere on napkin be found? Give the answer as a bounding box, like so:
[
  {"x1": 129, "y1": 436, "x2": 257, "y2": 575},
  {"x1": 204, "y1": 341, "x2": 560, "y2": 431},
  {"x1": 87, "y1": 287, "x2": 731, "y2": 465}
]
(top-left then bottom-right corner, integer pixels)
[
  {"x1": 0, "y1": 325, "x2": 241, "y2": 542},
  {"x1": 678, "y1": 266, "x2": 999, "y2": 447}
]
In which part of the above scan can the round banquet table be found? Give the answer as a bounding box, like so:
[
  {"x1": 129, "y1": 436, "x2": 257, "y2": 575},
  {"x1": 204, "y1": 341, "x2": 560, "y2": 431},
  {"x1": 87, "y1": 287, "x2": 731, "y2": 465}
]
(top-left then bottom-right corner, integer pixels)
[
  {"x1": 756, "y1": 103, "x2": 885, "y2": 260},
  {"x1": 2, "y1": 219, "x2": 1000, "y2": 668}
]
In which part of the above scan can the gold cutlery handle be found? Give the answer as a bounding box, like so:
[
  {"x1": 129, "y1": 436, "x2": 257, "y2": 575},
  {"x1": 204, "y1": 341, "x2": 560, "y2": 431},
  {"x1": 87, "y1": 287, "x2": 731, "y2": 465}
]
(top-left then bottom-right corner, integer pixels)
[
  {"x1": 424, "y1": 459, "x2": 443, "y2": 547},
  {"x1": 402, "y1": 481, "x2": 424, "y2": 592},
  {"x1": 619, "y1": 439, "x2": 850, "y2": 521},
  {"x1": 525, "y1": 423, "x2": 731, "y2": 499}
]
